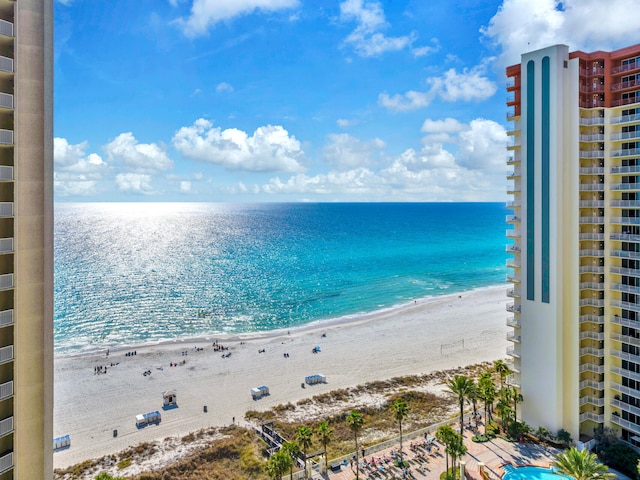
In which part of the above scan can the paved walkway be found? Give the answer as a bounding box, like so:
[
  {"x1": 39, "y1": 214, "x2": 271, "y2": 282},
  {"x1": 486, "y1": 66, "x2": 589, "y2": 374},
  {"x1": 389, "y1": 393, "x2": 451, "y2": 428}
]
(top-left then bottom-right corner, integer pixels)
[{"x1": 314, "y1": 428, "x2": 630, "y2": 480}]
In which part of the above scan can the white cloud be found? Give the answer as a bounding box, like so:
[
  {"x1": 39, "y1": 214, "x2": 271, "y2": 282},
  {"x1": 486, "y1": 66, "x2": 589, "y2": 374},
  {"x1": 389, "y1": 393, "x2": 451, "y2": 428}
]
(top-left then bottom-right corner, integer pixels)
[
  {"x1": 339, "y1": 0, "x2": 416, "y2": 57},
  {"x1": 378, "y1": 63, "x2": 497, "y2": 112},
  {"x1": 104, "y1": 132, "x2": 173, "y2": 174},
  {"x1": 54, "y1": 138, "x2": 107, "y2": 197},
  {"x1": 322, "y1": 133, "x2": 385, "y2": 170},
  {"x1": 115, "y1": 173, "x2": 157, "y2": 195},
  {"x1": 179, "y1": 181, "x2": 192, "y2": 193},
  {"x1": 172, "y1": 118, "x2": 306, "y2": 173},
  {"x1": 337, "y1": 118, "x2": 359, "y2": 128},
  {"x1": 482, "y1": 0, "x2": 640, "y2": 67},
  {"x1": 177, "y1": 0, "x2": 299, "y2": 37},
  {"x1": 412, "y1": 38, "x2": 441, "y2": 57},
  {"x1": 54, "y1": 175, "x2": 99, "y2": 197},
  {"x1": 260, "y1": 117, "x2": 507, "y2": 201},
  {"x1": 216, "y1": 82, "x2": 234, "y2": 93}
]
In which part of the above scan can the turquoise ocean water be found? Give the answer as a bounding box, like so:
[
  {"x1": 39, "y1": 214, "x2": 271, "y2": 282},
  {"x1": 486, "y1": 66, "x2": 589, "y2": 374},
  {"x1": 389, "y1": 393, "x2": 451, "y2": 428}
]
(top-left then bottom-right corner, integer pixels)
[{"x1": 54, "y1": 202, "x2": 508, "y2": 355}]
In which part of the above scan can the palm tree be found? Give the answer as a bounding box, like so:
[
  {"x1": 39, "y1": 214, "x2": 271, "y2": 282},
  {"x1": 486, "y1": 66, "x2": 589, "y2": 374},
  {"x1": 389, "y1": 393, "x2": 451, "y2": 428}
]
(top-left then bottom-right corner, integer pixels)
[
  {"x1": 296, "y1": 426, "x2": 313, "y2": 478},
  {"x1": 478, "y1": 372, "x2": 496, "y2": 433},
  {"x1": 346, "y1": 410, "x2": 364, "y2": 480},
  {"x1": 281, "y1": 441, "x2": 300, "y2": 480},
  {"x1": 494, "y1": 359, "x2": 512, "y2": 389},
  {"x1": 316, "y1": 421, "x2": 334, "y2": 473},
  {"x1": 392, "y1": 398, "x2": 409, "y2": 464},
  {"x1": 511, "y1": 386, "x2": 523, "y2": 421},
  {"x1": 267, "y1": 449, "x2": 292, "y2": 480},
  {"x1": 467, "y1": 380, "x2": 480, "y2": 429},
  {"x1": 436, "y1": 424, "x2": 456, "y2": 476},
  {"x1": 448, "y1": 430, "x2": 467, "y2": 480},
  {"x1": 496, "y1": 388, "x2": 514, "y2": 432},
  {"x1": 445, "y1": 375, "x2": 473, "y2": 433},
  {"x1": 552, "y1": 447, "x2": 615, "y2": 480}
]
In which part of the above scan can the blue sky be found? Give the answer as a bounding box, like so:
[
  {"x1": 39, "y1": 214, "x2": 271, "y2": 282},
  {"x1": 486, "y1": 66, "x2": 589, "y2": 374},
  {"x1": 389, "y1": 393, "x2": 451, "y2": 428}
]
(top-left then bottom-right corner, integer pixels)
[{"x1": 54, "y1": 0, "x2": 640, "y2": 202}]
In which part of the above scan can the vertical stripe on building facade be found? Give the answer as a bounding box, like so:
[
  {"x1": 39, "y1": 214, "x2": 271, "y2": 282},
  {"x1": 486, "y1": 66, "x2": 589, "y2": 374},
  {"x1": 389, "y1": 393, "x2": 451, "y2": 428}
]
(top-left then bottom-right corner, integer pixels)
[
  {"x1": 527, "y1": 60, "x2": 536, "y2": 301},
  {"x1": 541, "y1": 56, "x2": 551, "y2": 304}
]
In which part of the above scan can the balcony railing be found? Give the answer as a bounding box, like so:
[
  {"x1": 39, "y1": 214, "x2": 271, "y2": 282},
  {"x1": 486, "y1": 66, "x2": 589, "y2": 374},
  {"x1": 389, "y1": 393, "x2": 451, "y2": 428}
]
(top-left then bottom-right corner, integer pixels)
[
  {"x1": 0, "y1": 203, "x2": 12, "y2": 218},
  {"x1": 579, "y1": 265, "x2": 604, "y2": 273},
  {"x1": 0, "y1": 93, "x2": 12, "y2": 110},
  {"x1": 506, "y1": 332, "x2": 521, "y2": 343},
  {"x1": 506, "y1": 215, "x2": 520, "y2": 223},
  {"x1": 506, "y1": 244, "x2": 521, "y2": 253},
  {"x1": 506, "y1": 289, "x2": 520, "y2": 298},
  {"x1": 580, "y1": 396, "x2": 605, "y2": 407},
  {"x1": 505, "y1": 200, "x2": 521, "y2": 208},
  {"x1": 579, "y1": 379, "x2": 604, "y2": 390},
  {"x1": 506, "y1": 229, "x2": 520, "y2": 238},
  {"x1": 505, "y1": 373, "x2": 520, "y2": 388},
  {"x1": 579, "y1": 116, "x2": 604, "y2": 126},
  {"x1": 611, "y1": 332, "x2": 640, "y2": 347},
  {"x1": 579, "y1": 314, "x2": 604, "y2": 324},
  {"x1": 610, "y1": 130, "x2": 640, "y2": 141},
  {"x1": 506, "y1": 275, "x2": 520, "y2": 283},
  {"x1": 611, "y1": 147, "x2": 640, "y2": 157},
  {"x1": 0, "y1": 129, "x2": 12, "y2": 145},
  {"x1": 0, "y1": 166, "x2": 11, "y2": 181},
  {"x1": 0, "y1": 310, "x2": 12, "y2": 328},
  {"x1": 0, "y1": 381, "x2": 12, "y2": 401},
  {"x1": 578, "y1": 297, "x2": 605, "y2": 307},
  {"x1": 579, "y1": 167, "x2": 604, "y2": 175},
  {"x1": 0, "y1": 417, "x2": 12, "y2": 439},
  {"x1": 610, "y1": 216, "x2": 640, "y2": 224},
  {"x1": 613, "y1": 61, "x2": 640, "y2": 74},
  {"x1": 579, "y1": 362, "x2": 604, "y2": 373},
  {"x1": 580, "y1": 101, "x2": 605, "y2": 108},
  {"x1": 0, "y1": 238, "x2": 12, "y2": 254},
  {"x1": 580, "y1": 134, "x2": 605, "y2": 142},
  {"x1": 579, "y1": 184, "x2": 605, "y2": 191},
  {"x1": 610, "y1": 199, "x2": 640, "y2": 207},
  {"x1": 0, "y1": 346, "x2": 12, "y2": 365},
  {"x1": 610, "y1": 413, "x2": 640, "y2": 435},
  {"x1": 612, "y1": 283, "x2": 640, "y2": 295},
  {"x1": 611, "y1": 314, "x2": 640, "y2": 328},
  {"x1": 579, "y1": 150, "x2": 605, "y2": 158},
  {"x1": 0, "y1": 451, "x2": 12, "y2": 474},
  {"x1": 506, "y1": 316, "x2": 519, "y2": 328},
  {"x1": 0, "y1": 274, "x2": 12, "y2": 291},
  {"x1": 611, "y1": 299, "x2": 640, "y2": 312},
  {"x1": 506, "y1": 260, "x2": 520, "y2": 269},
  {"x1": 579, "y1": 281, "x2": 604, "y2": 290},
  {"x1": 611, "y1": 365, "x2": 640, "y2": 383},
  {"x1": 579, "y1": 412, "x2": 604, "y2": 423},
  {"x1": 579, "y1": 217, "x2": 604, "y2": 225},
  {"x1": 506, "y1": 346, "x2": 520, "y2": 358},
  {"x1": 0, "y1": 20, "x2": 12, "y2": 38},
  {"x1": 579, "y1": 330, "x2": 604, "y2": 341},
  {"x1": 579, "y1": 233, "x2": 604, "y2": 240},
  {"x1": 611, "y1": 113, "x2": 640, "y2": 124},
  {"x1": 506, "y1": 303, "x2": 521, "y2": 313},
  {"x1": 611, "y1": 165, "x2": 640, "y2": 174},
  {"x1": 578, "y1": 249, "x2": 604, "y2": 256},
  {"x1": 610, "y1": 265, "x2": 640, "y2": 276},
  {"x1": 611, "y1": 183, "x2": 640, "y2": 191},
  {"x1": 0, "y1": 56, "x2": 12, "y2": 74},
  {"x1": 579, "y1": 347, "x2": 604, "y2": 357}
]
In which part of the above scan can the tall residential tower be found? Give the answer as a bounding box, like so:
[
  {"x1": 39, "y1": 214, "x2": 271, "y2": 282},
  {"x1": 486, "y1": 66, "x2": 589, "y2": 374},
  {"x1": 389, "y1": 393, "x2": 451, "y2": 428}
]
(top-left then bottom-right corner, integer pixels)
[
  {"x1": 506, "y1": 43, "x2": 640, "y2": 448},
  {"x1": 0, "y1": 0, "x2": 53, "y2": 478}
]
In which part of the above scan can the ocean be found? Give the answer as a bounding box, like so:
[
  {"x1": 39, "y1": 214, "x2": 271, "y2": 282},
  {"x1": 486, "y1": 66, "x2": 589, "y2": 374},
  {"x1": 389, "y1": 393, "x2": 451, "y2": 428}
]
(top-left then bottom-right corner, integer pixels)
[{"x1": 54, "y1": 202, "x2": 508, "y2": 355}]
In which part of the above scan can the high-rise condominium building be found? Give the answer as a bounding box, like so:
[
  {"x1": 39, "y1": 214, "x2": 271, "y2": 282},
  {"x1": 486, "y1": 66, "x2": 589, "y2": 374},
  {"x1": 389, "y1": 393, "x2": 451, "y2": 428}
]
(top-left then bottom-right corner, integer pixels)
[
  {"x1": 0, "y1": 0, "x2": 53, "y2": 478},
  {"x1": 506, "y1": 43, "x2": 640, "y2": 448}
]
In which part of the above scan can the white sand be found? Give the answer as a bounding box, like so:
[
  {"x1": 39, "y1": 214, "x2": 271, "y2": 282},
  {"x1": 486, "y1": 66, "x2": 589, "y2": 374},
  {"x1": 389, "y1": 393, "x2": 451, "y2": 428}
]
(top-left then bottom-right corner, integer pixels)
[{"x1": 53, "y1": 285, "x2": 510, "y2": 469}]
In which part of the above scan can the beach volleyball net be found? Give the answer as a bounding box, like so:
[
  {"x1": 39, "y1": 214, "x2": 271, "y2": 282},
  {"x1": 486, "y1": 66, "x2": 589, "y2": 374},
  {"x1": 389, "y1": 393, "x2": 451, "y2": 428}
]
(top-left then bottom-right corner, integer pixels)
[{"x1": 440, "y1": 339, "x2": 464, "y2": 355}]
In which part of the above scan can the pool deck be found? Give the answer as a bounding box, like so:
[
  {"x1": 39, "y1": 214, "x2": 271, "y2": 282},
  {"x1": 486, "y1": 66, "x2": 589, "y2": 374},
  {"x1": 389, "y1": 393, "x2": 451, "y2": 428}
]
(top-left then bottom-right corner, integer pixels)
[{"x1": 319, "y1": 428, "x2": 632, "y2": 480}]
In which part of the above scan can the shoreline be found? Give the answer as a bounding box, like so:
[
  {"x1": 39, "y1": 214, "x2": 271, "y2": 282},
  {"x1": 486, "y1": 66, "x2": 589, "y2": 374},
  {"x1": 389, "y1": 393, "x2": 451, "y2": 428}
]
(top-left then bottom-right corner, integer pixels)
[
  {"x1": 54, "y1": 284, "x2": 510, "y2": 469},
  {"x1": 54, "y1": 282, "x2": 508, "y2": 359}
]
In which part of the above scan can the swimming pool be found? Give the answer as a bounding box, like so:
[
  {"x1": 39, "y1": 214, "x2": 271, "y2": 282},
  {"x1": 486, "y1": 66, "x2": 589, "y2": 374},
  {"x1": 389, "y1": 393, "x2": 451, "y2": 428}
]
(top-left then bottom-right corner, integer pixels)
[{"x1": 502, "y1": 464, "x2": 574, "y2": 480}]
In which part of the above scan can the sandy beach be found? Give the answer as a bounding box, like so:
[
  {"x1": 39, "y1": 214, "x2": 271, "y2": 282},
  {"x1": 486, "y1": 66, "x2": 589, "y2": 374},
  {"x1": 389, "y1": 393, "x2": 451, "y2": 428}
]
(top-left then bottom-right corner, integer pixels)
[{"x1": 53, "y1": 285, "x2": 509, "y2": 469}]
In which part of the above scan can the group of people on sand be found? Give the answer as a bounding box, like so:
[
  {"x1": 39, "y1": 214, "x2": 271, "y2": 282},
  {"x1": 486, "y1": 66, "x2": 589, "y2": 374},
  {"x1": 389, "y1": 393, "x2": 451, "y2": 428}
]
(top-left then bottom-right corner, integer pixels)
[
  {"x1": 125, "y1": 351, "x2": 137, "y2": 357},
  {"x1": 212, "y1": 341, "x2": 227, "y2": 351},
  {"x1": 169, "y1": 360, "x2": 187, "y2": 367},
  {"x1": 94, "y1": 365, "x2": 109, "y2": 374}
]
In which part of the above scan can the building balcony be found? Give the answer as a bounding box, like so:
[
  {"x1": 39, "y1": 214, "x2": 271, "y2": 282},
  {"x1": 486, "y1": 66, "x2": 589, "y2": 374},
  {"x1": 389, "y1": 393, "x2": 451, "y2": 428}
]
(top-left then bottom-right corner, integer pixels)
[
  {"x1": 579, "y1": 116, "x2": 605, "y2": 126},
  {"x1": 579, "y1": 200, "x2": 604, "y2": 208},
  {"x1": 611, "y1": 315, "x2": 640, "y2": 329},
  {"x1": 611, "y1": 165, "x2": 640, "y2": 174},
  {"x1": 580, "y1": 395, "x2": 605, "y2": 407},
  {"x1": 0, "y1": 238, "x2": 12, "y2": 255},
  {"x1": 610, "y1": 413, "x2": 640, "y2": 436},
  {"x1": 0, "y1": 274, "x2": 11, "y2": 292},
  {"x1": 611, "y1": 78, "x2": 640, "y2": 92},
  {"x1": 578, "y1": 249, "x2": 604, "y2": 257},
  {"x1": 611, "y1": 97, "x2": 640, "y2": 108},
  {"x1": 579, "y1": 183, "x2": 605, "y2": 191},
  {"x1": 612, "y1": 283, "x2": 640, "y2": 295},
  {"x1": 579, "y1": 217, "x2": 604, "y2": 225},
  {"x1": 0, "y1": 346, "x2": 11, "y2": 366},
  {"x1": 506, "y1": 316, "x2": 519, "y2": 328},
  {"x1": 579, "y1": 314, "x2": 605, "y2": 325},
  {"x1": 0, "y1": 20, "x2": 12, "y2": 39},
  {"x1": 579, "y1": 379, "x2": 604, "y2": 390},
  {"x1": 579, "y1": 150, "x2": 605, "y2": 158},
  {"x1": 0, "y1": 381, "x2": 12, "y2": 402},
  {"x1": 612, "y1": 250, "x2": 640, "y2": 260},
  {"x1": 580, "y1": 232, "x2": 604, "y2": 240},
  {"x1": 579, "y1": 168, "x2": 605, "y2": 176},
  {"x1": 610, "y1": 216, "x2": 640, "y2": 224},
  {"x1": 579, "y1": 265, "x2": 604, "y2": 274},
  {"x1": 506, "y1": 332, "x2": 521, "y2": 343},
  {"x1": 0, "y1": 129, "x2": 11, "y2": 146},
  {"x1": 611, "y1": 183, "x2": 640, "y2": 191},
  {"x1": 610, "y1": 112, "x2": 640, "y2": 124},
  {"x1": 579, "y1": 134, "x2": 605, "y2": 142},
  {"x1": 610, "y1": 233, "x2": 640, "y2": 243},
  {"x1": 0, "y1": 93, "x2": 11, "y2": 111},
  {"x1": 506, "y1": 229, "x2": 520, "y2": 238},
  {"x1": 611, "y1": 147, "x2": 640, "y2": 157},
  {"x1": 579, "y1": 281, "x2": 604, "y2": 290},
  {"x1": 506, "y1": 259, "x2": 520, "y2": 269},
  {"x1": 610, "y1": 130, "x2": 640, "y2": 141},
  {"x1": 0, "y1": 310, "x2": 12, "y2": 329},
  {"x1": 506, "y1": 274, "x2": 520, "y2": 283},
  {"x1": 611, "y1": 299, "x2": 640, "y2": 312},
  {"x1": 579, "y1": 347, "x2": 605, "y2": 357},
  {"x1": 610, "y1": 200, "x2": 640, "y2": 208},
  {"x1": 506, "y1": 346, "x2": 520, "y2": 359},
  {"x1": 0, "y1": 451, "x2": 12, "y2": 475},
  {"x1": 506, "y1": 215, "x2": 520, "y2": 223},
  {"x1": 506, "y1": 288, "x2": 520, "y2": 298},
  {"x1": 0, "y1": 203, "x2": 12, "y2": 218},
  {"x1": 580, "y1": 101, "x2": 605, "y2": 109},
  {"x1": 612, "y1": 398, "x2": 640, "y2": 419},
  {"x1": 507, "y1": 143, "x2": 521, "y2": 151},
  {"x1": 506, "y1": 244, "x2": 521, "y2": 254},
  {"x1": 506, "y1": 170, "x2": 521, "y2": 180},
  {"x1": 579, "y1": 412, "x2": 605, "y2": 423},
  {"x1": 0, "y1": 56, "x2": 11, "y2": 74},
  {"x1": 611, "y1": 332, "x2": 640, "y2": 347},
  {"x1": 579, "y1": 330, "x2": 604, "y2": 341},
  {"x1": 505, "y1": 373, "x2": 520, "y2": 388},
  {"x1": 506, "y1": 303, "x2": 521, "y2": 313},
  {"x1": 506, "y1": 112, "x2": 520, "y2": 122},
  {"x1": 611, "y1": 365, "x2": 640, "y2": 383},
  {"x1": 505, "y1": 200, "x2": 521, "y2": 208},
  {"x1": 0, "y1": 166, "x2": 11, "y2": 182},
  {"x1": 612, "y1": 61, "x2": 640, "y2": 75},
  {"x1": 610, "y1": 265, "x2": 640, "y2": 276},
  {"x1": 0, "y1": 417, "x2": 12, "y2": 440},
  {"x1": 580, "y1": 67, "x2": 605, "y2": 76},
  {"x1": 579, "y1": 362, "x2": 604, "y2": 373}
]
